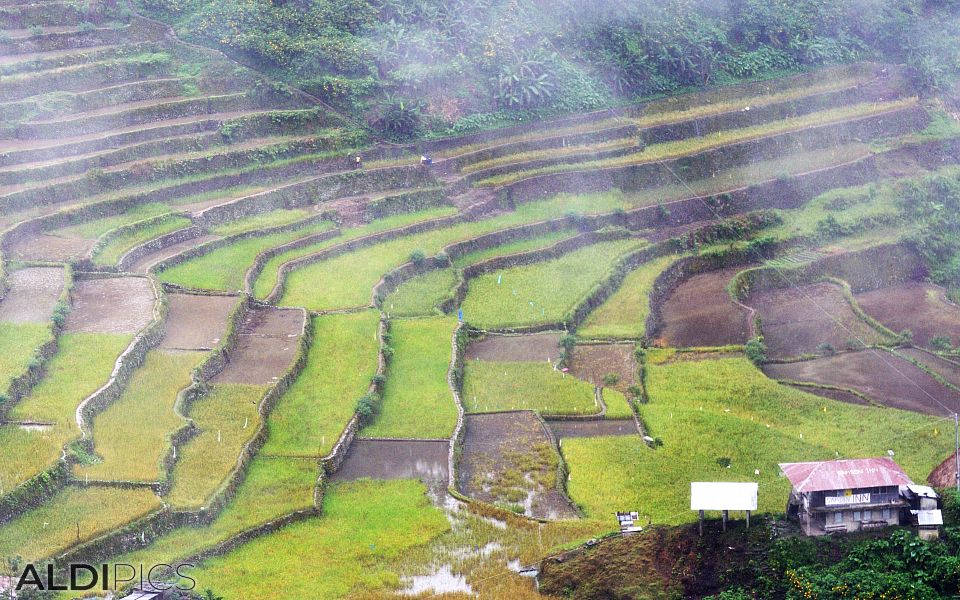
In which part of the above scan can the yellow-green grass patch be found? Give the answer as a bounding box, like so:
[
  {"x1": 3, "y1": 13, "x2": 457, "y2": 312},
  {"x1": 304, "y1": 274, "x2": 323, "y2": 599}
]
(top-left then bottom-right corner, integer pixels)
[
  {"x1": 261, "y1": 310, "x2": 380, "y2": 457},
  {"x1": 463, "y1": 361, "x2": 600, "y2": 416},
  {"x1": 54, "y1": 203, "x2": 173, "y2": 239},
  {"x1": 165, "y1": 383, "x2": 267, "y2": 509},
  {"x1": 460, "y1": 238, "x2": 647, "y2": 329},
  {"x1": 92, "y1": 215, "x2": 193, "y2": 266},
  {"x1": 451, "y1": 228, "x2": 579, "y2": 267},
  {"x1": 361, "y1": 316, "x2": 458, "y2": 439},
  {"x1": 563, "y1": 358, "x2": 954, "y2": 523},
  {"x1": 100, "y1": 456, "x2": 318, "y2": 586},
  {"x1": 252, "y1": 206, "x2": 458, "y2": 299},
  {"x1": 209, "y1": 208, "x2": 313, "y2": 237},
  {"x1": 382, "y1": 269, "x2": 456, "y2": 317},
  {"x1": 187, "y1": 479, "x2": 449, "y2": 600},
  {"x1": 577, "y1": 254, "x2": 682, "y2": 339},
  {"x1": 76, "y1": 350, "x2": 204, "y2": 482},
  {"x1": 602, "y1": 387, "x2": 634, "y2": 419},
  {"x1": 0, "y1": 486, "x2": 160, "y2": 562},
  {"x1": 476, "y1": 99, "x2": 916, "y2": 187},
  {"x1": 158, "y1": 222, "x2": 334, "y2": 291},
  {"x1": 0, "y1": 322, "x2": 51, "y2": 391}
]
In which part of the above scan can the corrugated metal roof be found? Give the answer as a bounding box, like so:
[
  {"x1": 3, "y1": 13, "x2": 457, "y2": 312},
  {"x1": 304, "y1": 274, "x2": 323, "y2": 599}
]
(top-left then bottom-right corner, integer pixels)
[
  {"x1": 690, "y1": 482, "x2": 758, "y2": 511},
  {"x1": 905, "y1": 484, "x2": 938, "y2": 499},
  {"x1": 778, "y1": 457, "x2": 913, "y2": 493},
  {"x1": 912, "y1": 509, "x2": 944, "y2": 526}
]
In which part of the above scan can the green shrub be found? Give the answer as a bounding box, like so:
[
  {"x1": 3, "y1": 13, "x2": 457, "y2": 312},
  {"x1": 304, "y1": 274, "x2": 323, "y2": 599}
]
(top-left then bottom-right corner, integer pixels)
[
  {"x1": 602, "y1": 373, "x2": 620, "y2": 386},
  {"x1": 355, "y1": 392, "x2": 381, "y2": 427},
  {"x1": 932, "y1": 335, "x2": 955, "y2": 352},
  {"x1": 816, "y1": 342, "x2": 836, "y2": 356},
  {"x1": 745, "y1": 338, "x2": 767, "y2": 364}
]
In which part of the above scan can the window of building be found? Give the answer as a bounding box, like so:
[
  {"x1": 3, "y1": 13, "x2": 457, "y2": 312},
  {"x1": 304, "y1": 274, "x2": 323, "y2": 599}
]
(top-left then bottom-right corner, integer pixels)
[
  {"x1": 853, "y1": 511, "x2": 861, "y2": 521},
  {"x1": 882, "y1": 508, "x2": 891, "y2": 520},
  {"x1": 864, "y1": 510, "x2": 872, "y2": 521},
  {"x1": 834, "y1": 512, "x2": 843, "y2": 524}
]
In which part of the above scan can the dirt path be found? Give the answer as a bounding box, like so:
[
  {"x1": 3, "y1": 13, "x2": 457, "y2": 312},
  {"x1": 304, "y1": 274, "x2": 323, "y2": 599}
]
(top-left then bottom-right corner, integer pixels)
[
  {"x1": 0, "y1": 266, "x2": 63, "y2": 323},
  {"x1": 332, "y1": 439, "x2": 449, "y2": 496},
  {"x1": 658, "y1": 267, "x2": 750, "y2": 348},
  {"x1": 763, "y1": 350, "x2": 960, "y2": 416},
  {"x1": 212, "y1": 306, "x2": 304, "y2": 384},
  {"x1": 746, "y1": 282, "x2": 890, "y2": 358},
  {"x1": 569, "y1": 343, "x2": 636, "y2": 392},
  {"x1": 160, "y1": 293, "x2": 238, "y2": 351},
  {"x1": 459, "y1": 411, "x2": 578, "y2": 520},
  {"x1": 464, "y1": 332, "x2": 563, "y2": 362},
  {"x1": 855, "y1": 282, "x2": 960, "y2": 348},
  {"x1": 65, "y1": 276, "x2": 155, "y2": 334}
]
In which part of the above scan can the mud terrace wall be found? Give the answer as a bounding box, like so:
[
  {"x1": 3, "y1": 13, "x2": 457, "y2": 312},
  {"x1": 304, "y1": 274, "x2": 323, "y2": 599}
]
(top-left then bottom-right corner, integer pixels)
[
  {"x1": 243, "y1": 228, "x2": 341, "y2": 295},
  {"x1": 118, "y1": 225, "x2": 205, "y2": 272}
]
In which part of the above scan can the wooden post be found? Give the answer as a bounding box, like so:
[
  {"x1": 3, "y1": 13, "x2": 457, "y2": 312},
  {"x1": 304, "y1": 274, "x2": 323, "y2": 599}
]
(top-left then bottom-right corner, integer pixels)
[
  {"x1": 722, "y1": 510, "x2": 728, "y2": 531},
  {"x1": 746, "y1": 510, "x2": 751, "y2": 529},
  {"x1": 699, "y1": 510, "x2": 704, "y2": 536}
]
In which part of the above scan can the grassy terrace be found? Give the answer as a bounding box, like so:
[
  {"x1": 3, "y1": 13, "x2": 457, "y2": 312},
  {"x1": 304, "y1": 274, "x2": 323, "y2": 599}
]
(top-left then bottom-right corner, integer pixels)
[
  {"x1": 463, "y1": 361, "x2": 600, "y2": 416},
  {"x1": 75, "y1": 350, "x2": 204, "y2": 482},
  {"x1": 0, "y1": 321, "x2": 51, "y2": 394},
  {"x1": 382, "y1": 269, "x2": 457, "y2": 317},
  {"x1": 53, "y1": 202, "x2": 173, "y2": 238},
  {"x1": 99, "y1": 456, "x2": 318, "y2": 586},
  {"x1": 0, "y1": 486, "x2": 160, "y2": 562},
  {"x1": 562, "y1": 357, "x2": 955, "y2": 523},
  {"x1": 0, "y1": 332, "x2": 132, "y2": 492},
  {"x1": 451, "y1": 228, "x2": 579, "y2": 266},
  {"x1": 188, "y1": 479, "x2": 449, "y2": 600},
  {"x1": 158, "y1": 220, "x2": 335, "y2": 291},
  {"x1": 460, "y1": 238, "x2": 647, "y2": 329},
  {"x1": 474, "y1": 99, "x2": 915, "y2": 187},
  {"x1": 361, "y1": 316, "x2": 458, "y2": 439},
  {"x1": 577, "y1": 254, "x2": 683, "y2": 339},
  {"x1": 92, "y1": 214, "x2": 192, "y2": 266},
  {"x1": 166, "y1": 383, "x2": 267, "y2": 509},
  {"x1": 602, "y1": 387, "x2": 635, "y2": 419},
  {"x1": 261, "y1": 310, "x2": 380, "y2": 458},
  {"x1": 252, "y1": 206, "x2": 457, "y2": 299}
]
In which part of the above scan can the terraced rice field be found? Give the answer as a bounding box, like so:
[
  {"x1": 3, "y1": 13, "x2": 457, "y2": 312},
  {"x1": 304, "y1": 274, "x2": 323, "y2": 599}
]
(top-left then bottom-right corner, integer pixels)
[{"x1": 2, "y1": 12, "x2": 960, "y2": 597}]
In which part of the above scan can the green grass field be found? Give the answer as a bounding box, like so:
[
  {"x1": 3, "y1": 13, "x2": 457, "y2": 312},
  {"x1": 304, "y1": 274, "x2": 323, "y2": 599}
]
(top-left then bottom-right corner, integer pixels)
[
  {"x1": 166, "y1": 384, "x2": 267, "y2": 509},
  {"x1": 210, "y1": 208, "x2": 313, "y2": 237},
  {"x1": 76, "y1": 350, "x2": 204, "y2": 482},
  {"x1": 451, "y1": 228, "x2": 578, "y2": 267},
  {"x1": 85, "y1": 455, "x2": 319, "y2": 587},
  {"x1": 460, "y1": 239, "x2": 647, "y2": 329},
  {"x1": 252, "y1": 207, "x2": 458, "y2": 299},
  {"x1": 0, "y1": 333, "x2": 132, "y2": 492},
  {"x1": 187, "y1": 479, "x2": 449, "y2": 600},
  {"x1": 602, "y1": 387, "x2": 635, "y2": 419},
  {"x1": 278, "y1": 200, "x2": 648, "y2": 311},
  {"x1": 0, "y1": 322, "x2": 52, "y2": 394},
  {"x1": 563, "y1": 358, "x2": 955, "y2": 523},
  {"x1": 158, "y1": 222, "x2": 334, "y2": 291},
  {"x1": 261, "y1": 311, "x2": 380, "y2": 457},
  {"x1": 0, "y1": 486, "x2": 161, "y2": 561},
  {"x1": 577, "y1": 254, "x2": 682, "y2": 339},
  {"x1": 463, "y1": 361, "x2": 600, "y2": 416},
  {"x1": 92, "y1": 216, "x2": 192, "y2": 266},
  {"x1": 362, "y1": 316, "x2": 459, "y2": 439},
  {"x1": 382, "y1": 269, "x2": 456, "y2": 317},
  {"x1": 54, "y1": 203, "x2": 173, "y2": 239}
]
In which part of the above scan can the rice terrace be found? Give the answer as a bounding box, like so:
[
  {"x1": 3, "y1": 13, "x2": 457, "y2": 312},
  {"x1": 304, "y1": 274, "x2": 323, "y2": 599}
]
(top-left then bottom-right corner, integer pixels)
[{"x1": 2, "y1": 0, "x2": 960, "y2": 598}]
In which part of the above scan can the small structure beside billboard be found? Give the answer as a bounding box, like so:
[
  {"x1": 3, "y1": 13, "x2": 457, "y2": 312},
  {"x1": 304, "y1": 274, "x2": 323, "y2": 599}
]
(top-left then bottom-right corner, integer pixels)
[{"x1": 690, "y1": 482, "x2": 758, "y2": 534}]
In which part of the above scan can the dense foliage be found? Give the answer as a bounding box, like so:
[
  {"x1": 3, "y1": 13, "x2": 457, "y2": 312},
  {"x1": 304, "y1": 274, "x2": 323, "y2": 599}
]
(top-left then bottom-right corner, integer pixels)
[{"x1": 136, "y1": 0, "x2": 960, "y2": 139}]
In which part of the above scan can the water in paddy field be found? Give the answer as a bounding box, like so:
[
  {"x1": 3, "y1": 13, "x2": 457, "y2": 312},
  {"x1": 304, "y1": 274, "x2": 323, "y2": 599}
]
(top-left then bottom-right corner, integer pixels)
[{"x1": 332, "y1": 438, "x2": 450, "y2": 496}]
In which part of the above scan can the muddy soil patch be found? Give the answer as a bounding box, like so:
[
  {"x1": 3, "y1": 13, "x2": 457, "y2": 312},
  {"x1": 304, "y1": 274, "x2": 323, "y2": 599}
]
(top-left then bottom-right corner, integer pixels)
[
  {"x1": 333, "y1": 439, "x2": 449, "y2": 495},
  {"x1": 784, "y1": 383, "x2": 870, "y2": 406},
  {"x1": 9, "y1": 233, "x2": 94, "y2": 262},
  {"x1": 855, "y1": 282, "x2": 960, "y2": 348},
  {"x1": 128, "y1": 234, "x2": 220, "y2": 274},
  {"x1": 657, "y1": 267, "x2": 749, "y2": 348},
  {"x1": 928, "y1": 450, "x2": 958, "y2": 488},
  {"x1": 746, "y1": 282, "x2": 888, "y2": 359},
  {"x1": 763, "y1": 350, "x2": 959, "y2": 416},
  {"x1": 212, "y1": 307, "x2": 303, "y2": 385},
  {"x1": 64, "y1": 277, "x2": 154, "y2": 334},
  {"x1": 898, "y1": 348, "x2": 960, "y2": 388},
  {"x1": 548, "y1": 420, "x2": 638, "y2": 438},
  {"x1": 0, "y1": 266, "x2": 63, "y2": 323},
  {"x1": 569, "y1": 343, "x2": 636, "y2": 392},
  {"x1": 464, "y1": 332, "x2": 563, "y2": 362},
  {"x1": 160, "y1": 293, "x2": 238, "y2": 351},
  {"x1": 459, "y1": 411, "x2": 578, "y2": 520}
]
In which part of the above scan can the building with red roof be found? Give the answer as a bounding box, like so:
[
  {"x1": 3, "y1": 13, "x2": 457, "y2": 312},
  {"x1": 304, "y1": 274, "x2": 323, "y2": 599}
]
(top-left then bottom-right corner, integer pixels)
[{"x1": 779, "y1": 457, "x2": 915, "y2": 536}]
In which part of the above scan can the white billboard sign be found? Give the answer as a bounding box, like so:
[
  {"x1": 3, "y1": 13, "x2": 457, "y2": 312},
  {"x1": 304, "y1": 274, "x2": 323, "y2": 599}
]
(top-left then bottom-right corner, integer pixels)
[{"x1": 690, "y1": 482, "x2": 758, "y2": 511}]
